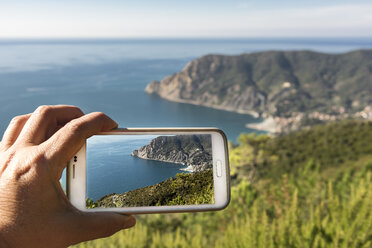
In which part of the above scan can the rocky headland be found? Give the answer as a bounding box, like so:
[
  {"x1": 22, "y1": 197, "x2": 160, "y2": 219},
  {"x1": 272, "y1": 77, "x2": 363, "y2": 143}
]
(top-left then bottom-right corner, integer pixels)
[
  {"x1": 131, "y1": 135, "x2": 212, "y2": 172},
  {"x1": 146, "y1": 50, "x2": 372, "y2": 133}
]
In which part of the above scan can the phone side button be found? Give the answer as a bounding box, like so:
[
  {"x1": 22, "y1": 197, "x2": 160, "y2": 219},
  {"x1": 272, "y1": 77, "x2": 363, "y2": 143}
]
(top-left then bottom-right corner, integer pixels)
[{"x1": 216, "y1": 160, "x2": 222, "y2": 177}]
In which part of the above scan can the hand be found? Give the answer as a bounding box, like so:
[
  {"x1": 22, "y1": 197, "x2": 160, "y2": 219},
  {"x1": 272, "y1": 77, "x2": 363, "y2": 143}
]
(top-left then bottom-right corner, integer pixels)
[{"x1": 0, "y1": 105, "x2": 136, "y2": 248}]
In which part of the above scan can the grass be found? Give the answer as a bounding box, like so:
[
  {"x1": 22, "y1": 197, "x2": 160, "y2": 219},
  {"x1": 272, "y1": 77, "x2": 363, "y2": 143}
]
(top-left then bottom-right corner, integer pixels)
[{"x1": 72, "y1": 120, "x2": 372, "y2": 248}]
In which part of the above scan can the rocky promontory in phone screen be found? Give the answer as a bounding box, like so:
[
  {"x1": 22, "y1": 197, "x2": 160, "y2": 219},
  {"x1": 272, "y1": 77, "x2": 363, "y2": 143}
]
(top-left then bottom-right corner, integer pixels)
[{"x1": 85, "y1": 134, "x2": 214, "y2": 208}]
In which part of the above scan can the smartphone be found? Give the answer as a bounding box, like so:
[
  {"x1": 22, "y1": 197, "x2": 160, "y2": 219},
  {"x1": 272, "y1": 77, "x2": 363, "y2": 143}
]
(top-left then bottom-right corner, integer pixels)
[{"x1": 67, "y1": 128, "x2": 230, "y2": 214}]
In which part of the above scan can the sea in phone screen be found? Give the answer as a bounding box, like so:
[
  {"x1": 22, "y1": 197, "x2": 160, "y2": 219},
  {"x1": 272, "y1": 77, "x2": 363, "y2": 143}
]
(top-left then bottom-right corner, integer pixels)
[{"x1": 86, "y1": 134, "x2": 214, "y2": 208}]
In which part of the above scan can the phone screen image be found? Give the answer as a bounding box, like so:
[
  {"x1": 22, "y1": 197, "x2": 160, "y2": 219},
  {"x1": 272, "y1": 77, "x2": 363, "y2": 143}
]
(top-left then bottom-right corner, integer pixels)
[{"x1": 86, "y1": 134, "x2": 214, "y2": 209}]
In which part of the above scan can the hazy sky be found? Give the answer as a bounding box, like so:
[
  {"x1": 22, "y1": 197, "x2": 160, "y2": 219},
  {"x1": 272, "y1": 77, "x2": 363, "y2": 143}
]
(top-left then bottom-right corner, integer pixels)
[{"x1": 1, "y1": 0, "x2": 371, "y2": 38}]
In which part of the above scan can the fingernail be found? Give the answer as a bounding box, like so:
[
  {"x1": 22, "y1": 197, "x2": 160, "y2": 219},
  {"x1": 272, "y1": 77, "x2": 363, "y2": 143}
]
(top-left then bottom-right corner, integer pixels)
[{"x1": 123, "y1": 215, "x2": 136, "y2": 229}]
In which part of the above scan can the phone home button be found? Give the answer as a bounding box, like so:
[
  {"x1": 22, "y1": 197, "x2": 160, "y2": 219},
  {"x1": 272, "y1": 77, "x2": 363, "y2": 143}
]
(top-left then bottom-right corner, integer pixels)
[{"x1": 216, "y1": 160, "x2": 222, "y2": 177}]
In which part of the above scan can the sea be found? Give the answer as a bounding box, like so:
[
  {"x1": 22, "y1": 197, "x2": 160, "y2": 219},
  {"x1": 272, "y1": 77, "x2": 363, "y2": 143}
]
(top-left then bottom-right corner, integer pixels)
[
  {"x1": 86, "y1": 135, "x2": 193, "y2": 201},
  {"x1": 1, "y1": 38, "x2": 371, "y2": 198}
]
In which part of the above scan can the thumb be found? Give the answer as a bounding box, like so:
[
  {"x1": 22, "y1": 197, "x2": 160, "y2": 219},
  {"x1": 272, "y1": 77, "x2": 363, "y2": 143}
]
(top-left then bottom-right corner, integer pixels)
[{"x1": 62, "y1": 211, "x2": 136, "y2": 246}]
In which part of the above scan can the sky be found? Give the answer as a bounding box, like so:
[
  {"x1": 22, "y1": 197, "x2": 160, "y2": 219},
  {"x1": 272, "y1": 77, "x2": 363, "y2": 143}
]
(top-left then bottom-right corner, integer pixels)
[{"x1": 0, "y1": 0, "x2": 371, "y2": 38}]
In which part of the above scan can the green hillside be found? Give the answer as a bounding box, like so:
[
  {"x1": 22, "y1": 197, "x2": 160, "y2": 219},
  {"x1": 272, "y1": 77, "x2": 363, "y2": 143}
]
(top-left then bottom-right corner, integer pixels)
[
  {"x1": 92, "y1": 169, "x2": 214, "y2": 208},
  {"x1": 73, "y1": 120, "x2": 372, "y2": 248},
  {"x1": 230, "y1": 119, "x2": 372, "y2": 181}
]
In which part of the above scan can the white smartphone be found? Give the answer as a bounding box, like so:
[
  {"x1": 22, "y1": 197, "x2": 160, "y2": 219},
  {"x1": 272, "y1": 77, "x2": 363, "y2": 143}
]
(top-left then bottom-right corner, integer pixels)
[{"x1": 67, "y1": 128, "x2": 230, "y2": 214}]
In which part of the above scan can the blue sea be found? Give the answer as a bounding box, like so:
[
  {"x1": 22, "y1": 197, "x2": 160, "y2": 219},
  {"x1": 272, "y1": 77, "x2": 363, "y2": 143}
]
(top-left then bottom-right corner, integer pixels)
[
  {"x1": 86, "y1": 135, "x2": 192, "y2": 201},
  {"x1": 1, "y1": 38, "x2": 372, "y2": 139},
  {"x1": 1, "y1": 38, "x2": 371, "y2": 196}
]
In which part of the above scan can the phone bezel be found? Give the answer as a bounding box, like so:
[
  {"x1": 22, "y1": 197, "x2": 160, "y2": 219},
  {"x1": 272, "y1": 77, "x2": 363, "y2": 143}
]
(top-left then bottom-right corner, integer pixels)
[{"x1": 67, "y1": 128, "x2": 230, "y2": 214}]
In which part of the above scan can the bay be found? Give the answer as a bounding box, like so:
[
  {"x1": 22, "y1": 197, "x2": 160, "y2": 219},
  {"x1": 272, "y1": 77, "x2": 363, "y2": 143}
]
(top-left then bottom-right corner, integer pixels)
[
  {"x1": 2, "y1": 38, "x2": 372, "y2": 140},
  {"x1": 86, "y1": 135, "x2": 190, "y2": 202},
  {"x1": 1, "y1": 38, "x2": 371, "y2": 194}
]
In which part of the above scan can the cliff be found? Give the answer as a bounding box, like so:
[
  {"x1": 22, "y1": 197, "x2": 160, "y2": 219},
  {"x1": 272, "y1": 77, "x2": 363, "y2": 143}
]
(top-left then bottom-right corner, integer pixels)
[
  {"x1": 146, "y1": 50, "x2": 372, "y2": 132},
  {"x1": 131, "y1": 135, "x2": 212, "y2": 172}
]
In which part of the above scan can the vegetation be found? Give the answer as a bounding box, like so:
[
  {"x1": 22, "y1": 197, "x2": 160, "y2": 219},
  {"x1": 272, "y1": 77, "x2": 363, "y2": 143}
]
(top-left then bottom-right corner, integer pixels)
[
  {"x1": 147, "y1": 50, "x2": 372, "y2": 117},
  {"x1": 94, "y1": 169, "x2": 214, "y2": 208},
  {"x1": 73, "y1": 120, "x2": 372, "y2": 248},
  {"x1": 86, "y1": 198, "x2": 97, "y2": 209},
  {"x1": 230, "y1": 119, "x2": 372, "y2": 181}
]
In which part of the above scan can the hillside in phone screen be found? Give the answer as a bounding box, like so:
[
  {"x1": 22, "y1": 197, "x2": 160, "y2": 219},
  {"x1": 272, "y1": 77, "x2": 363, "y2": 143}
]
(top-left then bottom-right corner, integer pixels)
[{"x1": 86, "y1": 134, "x2": 214, "y2": 208}]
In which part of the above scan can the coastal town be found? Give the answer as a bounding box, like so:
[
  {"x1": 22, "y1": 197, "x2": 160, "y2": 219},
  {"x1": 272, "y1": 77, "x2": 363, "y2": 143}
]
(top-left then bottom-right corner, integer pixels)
[{"x1": 248, "y1": 105, "x2": 372, "y2": 134}]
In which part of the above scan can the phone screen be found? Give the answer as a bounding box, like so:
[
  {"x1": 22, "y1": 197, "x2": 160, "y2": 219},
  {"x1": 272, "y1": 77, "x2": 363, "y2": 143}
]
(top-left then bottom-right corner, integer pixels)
[{"x1": 86, "y1": 134, "x2": 214, "y2": 208}]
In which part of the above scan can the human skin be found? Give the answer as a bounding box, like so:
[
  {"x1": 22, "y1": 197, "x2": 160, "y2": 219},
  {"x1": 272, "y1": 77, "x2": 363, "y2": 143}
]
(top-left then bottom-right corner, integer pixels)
[{"x1": 0, "y1": 105, "x2": 136, "y2": 248}]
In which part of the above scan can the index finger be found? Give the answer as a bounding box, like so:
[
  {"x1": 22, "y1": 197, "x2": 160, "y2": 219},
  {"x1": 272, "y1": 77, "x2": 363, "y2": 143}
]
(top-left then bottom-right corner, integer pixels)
[
  {"x1": 41, "y1": 112, "x2": 118, "y2": 176},
  {"x1": 16, "y1": 105, "x2": 84, "y2": 146}
]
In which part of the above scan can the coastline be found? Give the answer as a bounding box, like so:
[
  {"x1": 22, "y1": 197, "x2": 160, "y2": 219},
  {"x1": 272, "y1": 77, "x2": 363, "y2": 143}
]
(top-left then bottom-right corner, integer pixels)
[
  {"x1": 131, "y1": 153, "x2": 196, "y2": 172},
  {"x1": 180, "y1": 165, "x2": 194, "y2": 172},
  {"x1": 147, "y1": 91, "x2": 280, "y2": 133},
  {"x1": 246, "y1": 116, "x2": 278, "y2": 133},
  {"x1": 146, "y1": 90, "x2": 260, "y2": 118}
]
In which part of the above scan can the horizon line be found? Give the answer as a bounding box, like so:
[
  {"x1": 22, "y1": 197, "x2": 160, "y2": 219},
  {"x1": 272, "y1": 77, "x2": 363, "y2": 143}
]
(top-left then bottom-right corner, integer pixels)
[{"x1": 1, "y1": 36, "x2": 372, "y2": 40}]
